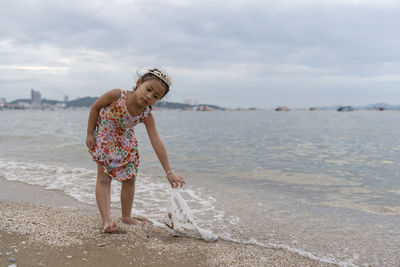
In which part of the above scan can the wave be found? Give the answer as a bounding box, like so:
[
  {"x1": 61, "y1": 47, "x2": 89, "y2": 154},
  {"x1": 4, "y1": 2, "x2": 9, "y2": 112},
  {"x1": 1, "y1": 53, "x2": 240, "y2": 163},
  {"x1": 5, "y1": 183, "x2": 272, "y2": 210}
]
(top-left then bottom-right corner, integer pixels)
[
  {"x1": 0, "y1": 158, "x2": 370, "y2": 266},
  {"x1": 0, "y1": 159, "x2": 224, "y2": 226}
]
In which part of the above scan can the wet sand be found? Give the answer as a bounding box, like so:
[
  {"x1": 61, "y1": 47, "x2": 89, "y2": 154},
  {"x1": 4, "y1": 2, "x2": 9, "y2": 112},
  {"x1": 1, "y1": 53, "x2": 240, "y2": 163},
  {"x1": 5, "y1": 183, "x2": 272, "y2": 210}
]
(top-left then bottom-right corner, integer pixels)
[{"x1": 0, "y1": 178, "x2": 337, "y2": 266}]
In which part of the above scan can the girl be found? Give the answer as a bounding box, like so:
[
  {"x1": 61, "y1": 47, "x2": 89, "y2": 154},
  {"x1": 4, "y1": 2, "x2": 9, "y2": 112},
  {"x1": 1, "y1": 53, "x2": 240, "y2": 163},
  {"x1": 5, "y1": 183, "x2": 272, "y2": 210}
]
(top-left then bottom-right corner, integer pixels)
[{"x1": 86, "y1": 68, "x2": 185, "y2": 233}]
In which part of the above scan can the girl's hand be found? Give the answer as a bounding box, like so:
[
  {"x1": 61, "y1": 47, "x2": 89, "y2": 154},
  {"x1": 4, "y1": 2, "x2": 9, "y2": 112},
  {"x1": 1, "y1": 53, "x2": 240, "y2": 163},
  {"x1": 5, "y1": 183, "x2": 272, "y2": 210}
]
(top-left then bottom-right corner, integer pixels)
[
  {"x1": 167, "y1": 172, "x2": 186, "y2": 188},
  {"x1": 86, "y1": 133, "x2": 96, "y2": 150}
]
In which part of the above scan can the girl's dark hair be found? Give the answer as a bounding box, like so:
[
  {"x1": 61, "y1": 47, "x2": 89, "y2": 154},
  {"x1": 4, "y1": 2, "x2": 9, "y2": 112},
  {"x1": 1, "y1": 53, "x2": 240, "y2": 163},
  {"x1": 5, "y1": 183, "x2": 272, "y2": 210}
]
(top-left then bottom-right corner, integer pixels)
[{"x1": 133, "y1": 71, "x2": 170, "y2": 97}]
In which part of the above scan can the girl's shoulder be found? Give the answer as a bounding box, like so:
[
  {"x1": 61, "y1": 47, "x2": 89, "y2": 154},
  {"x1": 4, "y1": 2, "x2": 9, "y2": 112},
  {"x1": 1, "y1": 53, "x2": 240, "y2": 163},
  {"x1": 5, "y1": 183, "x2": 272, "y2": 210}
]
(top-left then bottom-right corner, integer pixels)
[
  {"x1": 106, "y1": 88, "x2": 126, "y2": 106},
  {"x1": 92, "y1": 89, "x2": 122, "y2": 110},
  {"x1": 112, "y1": 88, "x2": 125, "y2": 97},
  {"x1": 104, "y1": 88, "x2": 124, "y2": 100}
]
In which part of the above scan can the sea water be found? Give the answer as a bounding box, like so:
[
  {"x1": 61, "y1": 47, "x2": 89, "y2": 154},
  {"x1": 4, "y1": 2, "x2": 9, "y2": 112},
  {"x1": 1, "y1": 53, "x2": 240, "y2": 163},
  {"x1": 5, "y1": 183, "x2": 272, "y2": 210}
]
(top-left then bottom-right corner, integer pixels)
[{"x1": 0, "y1": 108, "x2": 399, "y2": 266}]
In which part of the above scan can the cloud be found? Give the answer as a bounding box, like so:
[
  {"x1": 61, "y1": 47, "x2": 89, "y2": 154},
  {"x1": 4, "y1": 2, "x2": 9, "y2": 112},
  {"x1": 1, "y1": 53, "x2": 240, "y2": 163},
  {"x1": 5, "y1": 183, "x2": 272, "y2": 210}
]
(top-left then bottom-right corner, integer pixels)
[{"x1": 365, "y1": 74, "x2": 400, "y2": 82}]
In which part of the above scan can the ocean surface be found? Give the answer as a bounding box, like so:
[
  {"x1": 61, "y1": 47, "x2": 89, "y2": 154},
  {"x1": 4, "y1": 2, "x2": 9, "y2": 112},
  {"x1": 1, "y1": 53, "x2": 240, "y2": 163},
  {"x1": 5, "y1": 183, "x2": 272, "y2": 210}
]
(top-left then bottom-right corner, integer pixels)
[{"x1": 0, "y1": 108, "x2": 399, "y2": 266}]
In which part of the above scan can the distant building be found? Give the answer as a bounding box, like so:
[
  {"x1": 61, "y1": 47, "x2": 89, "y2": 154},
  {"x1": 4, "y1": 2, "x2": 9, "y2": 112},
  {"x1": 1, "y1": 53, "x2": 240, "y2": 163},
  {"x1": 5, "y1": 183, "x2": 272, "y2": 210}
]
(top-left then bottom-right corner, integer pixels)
[
  {"x1": 0, "y1": 97, "x2": 6, "y2": 108},
  {"x1": 64, "y1": 95, "x2": 69, "y2": 102},
  {"x1": 184, "y1": 99, "x2": 198, "y2": 105},
  {"x1": 31, "y1": 89, "x2": 42, "y2": 107}
]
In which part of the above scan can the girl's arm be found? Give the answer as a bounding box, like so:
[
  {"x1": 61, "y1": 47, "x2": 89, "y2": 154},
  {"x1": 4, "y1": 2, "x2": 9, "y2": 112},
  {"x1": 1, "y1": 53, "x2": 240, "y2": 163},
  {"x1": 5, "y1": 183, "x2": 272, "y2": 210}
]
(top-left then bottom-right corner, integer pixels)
[
  {"x1": 86, "y1": 89, "x2": 121, "y2": 149},
  {"x1": 144, "y1": 113, "x2": 185, "y2": 188}
]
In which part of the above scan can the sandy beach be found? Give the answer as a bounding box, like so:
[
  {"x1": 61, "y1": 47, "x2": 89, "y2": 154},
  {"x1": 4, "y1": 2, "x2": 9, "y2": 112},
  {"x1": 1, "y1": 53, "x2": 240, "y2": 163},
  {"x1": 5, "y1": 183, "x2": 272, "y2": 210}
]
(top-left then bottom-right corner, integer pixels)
[{"x1": 0, "y1": 178, "x2": 337, "y2": 267}]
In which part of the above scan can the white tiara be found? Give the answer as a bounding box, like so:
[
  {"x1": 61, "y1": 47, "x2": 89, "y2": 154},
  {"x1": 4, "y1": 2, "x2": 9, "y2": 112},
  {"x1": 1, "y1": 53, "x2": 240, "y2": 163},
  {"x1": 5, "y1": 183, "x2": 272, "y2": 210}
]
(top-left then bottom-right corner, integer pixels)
[{"x1": 137, "y1": 67, "x2": 172, "y2": 87}]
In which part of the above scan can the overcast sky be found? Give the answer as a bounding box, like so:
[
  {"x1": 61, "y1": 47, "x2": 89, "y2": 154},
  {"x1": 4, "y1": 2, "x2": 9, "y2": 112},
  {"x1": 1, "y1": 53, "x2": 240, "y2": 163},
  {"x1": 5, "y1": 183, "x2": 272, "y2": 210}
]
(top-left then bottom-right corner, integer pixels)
[{"x1": 0, "y1": 0, "x2": 399, "y2": 108}]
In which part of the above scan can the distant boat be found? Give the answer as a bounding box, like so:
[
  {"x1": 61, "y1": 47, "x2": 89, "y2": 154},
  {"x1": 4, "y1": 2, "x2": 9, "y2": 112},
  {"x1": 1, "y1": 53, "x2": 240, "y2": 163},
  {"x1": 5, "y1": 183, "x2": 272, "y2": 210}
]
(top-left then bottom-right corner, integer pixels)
[
  {"x1": 275, "y1": 106, "x2": 290, "y2": 111},
  {"x1": 337, "y1": 106, "x2": 354, "y2": 112},
  {"x1": 196, "y1": 105, "x2": 214, "y2": 111}
]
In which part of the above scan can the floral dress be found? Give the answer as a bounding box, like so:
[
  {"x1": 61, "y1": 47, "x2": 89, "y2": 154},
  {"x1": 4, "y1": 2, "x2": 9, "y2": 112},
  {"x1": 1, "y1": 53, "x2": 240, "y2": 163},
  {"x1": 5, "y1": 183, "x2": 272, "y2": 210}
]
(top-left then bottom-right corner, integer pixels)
[{"x1": 90, "y1": 89, "x2": 151, "y2": 182}]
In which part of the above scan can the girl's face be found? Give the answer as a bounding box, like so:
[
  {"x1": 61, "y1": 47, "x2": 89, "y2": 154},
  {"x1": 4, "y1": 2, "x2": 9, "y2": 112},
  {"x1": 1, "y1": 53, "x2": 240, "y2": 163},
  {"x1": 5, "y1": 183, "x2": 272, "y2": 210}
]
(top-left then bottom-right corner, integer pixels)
[{"x1": 135, "y1": 78, "x2": 167, "y2": 107}]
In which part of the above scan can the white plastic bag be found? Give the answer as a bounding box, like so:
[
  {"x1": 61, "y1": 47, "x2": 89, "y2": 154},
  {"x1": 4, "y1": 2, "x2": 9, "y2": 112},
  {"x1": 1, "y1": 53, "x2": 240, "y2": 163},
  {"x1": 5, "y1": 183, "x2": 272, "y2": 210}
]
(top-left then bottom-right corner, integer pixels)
[{"x1": 164, "y1": 189, "x2": 218, "y2": 242}]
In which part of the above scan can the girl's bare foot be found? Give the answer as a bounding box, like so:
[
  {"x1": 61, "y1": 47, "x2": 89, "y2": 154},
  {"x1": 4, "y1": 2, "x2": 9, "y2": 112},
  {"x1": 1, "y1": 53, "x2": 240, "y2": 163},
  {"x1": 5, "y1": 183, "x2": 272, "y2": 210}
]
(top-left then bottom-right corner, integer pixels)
[
  {"x1": 122, "y1": 217, "x2": 147, "y2": 225},
  {"x1": 101, "y1": 221, "x2": 118, "y2": 233}
]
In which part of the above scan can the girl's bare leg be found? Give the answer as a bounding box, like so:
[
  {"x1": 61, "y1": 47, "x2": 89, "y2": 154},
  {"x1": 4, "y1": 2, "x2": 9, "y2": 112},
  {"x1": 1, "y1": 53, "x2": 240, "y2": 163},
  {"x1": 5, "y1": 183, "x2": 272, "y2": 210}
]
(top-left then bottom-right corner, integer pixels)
[
  {"x1": 121, "y1": 177, "x2": 145, "y2": 225},
  {"x1": 96, "y1": 165, "x2": 117, "y2": 233}
]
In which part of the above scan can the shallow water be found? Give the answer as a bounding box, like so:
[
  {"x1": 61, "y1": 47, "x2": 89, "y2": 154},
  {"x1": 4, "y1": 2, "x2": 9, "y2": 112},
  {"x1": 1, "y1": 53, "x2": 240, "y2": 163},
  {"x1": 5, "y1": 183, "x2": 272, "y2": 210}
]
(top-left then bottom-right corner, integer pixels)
[{"x1": 1, "y1": 108, "x2": 399, "y2": 266}]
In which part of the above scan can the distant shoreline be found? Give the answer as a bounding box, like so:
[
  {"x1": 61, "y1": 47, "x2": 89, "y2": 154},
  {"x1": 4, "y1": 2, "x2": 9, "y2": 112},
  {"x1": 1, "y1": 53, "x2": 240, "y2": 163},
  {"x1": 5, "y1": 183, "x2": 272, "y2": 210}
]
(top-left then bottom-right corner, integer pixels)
[
  {"x1": 3, "y1": 96, "x2": 400, "y2": 111},
  {"x1": 4, "y1": 97, "x2": 229, "y2": 110}
]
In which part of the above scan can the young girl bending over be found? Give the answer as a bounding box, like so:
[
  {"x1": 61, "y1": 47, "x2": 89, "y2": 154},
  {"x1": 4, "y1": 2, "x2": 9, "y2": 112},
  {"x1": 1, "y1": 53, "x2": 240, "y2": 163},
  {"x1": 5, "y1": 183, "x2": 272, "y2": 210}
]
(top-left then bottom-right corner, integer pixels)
[{"x1": 86, "y1": 68, "x2": 185, "y2": 233}]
